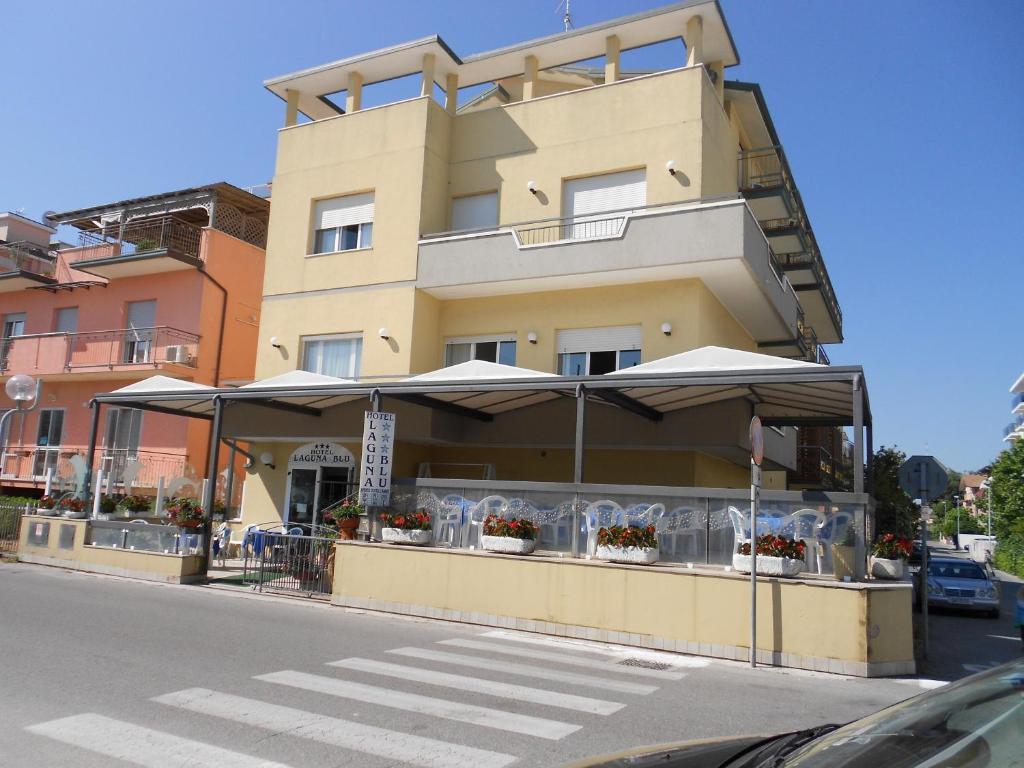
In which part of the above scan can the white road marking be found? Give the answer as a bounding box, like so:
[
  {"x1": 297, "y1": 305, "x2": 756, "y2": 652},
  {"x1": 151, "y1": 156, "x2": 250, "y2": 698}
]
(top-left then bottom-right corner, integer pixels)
[
  {"x1": 328, "y1": 657, "x2": 624, "y2": 715},
  {"x1": 987, "y1": 634, "x2": 1022, "y2": 642},
  {"x1": 440, "y1": 638, "x2": 688, "y2": 680},
  {"x1": 256, "y1": 669, "x2": 580, "y2": 740},
  {"x1": 890, "y1": 678, "x2": 949, "y2": 690},
  {"x1": 388, "y1": 646, "x2": 659, "y2": 695},
  {"x1": 480, "y1": 629, "x2": 708, "y2": 668},
  {"x1": 153, "y1": 687, "x2": 516, "y2": 768},
  {"x1": 25, "y1": 713, "x2": 293, "y2": 768}
]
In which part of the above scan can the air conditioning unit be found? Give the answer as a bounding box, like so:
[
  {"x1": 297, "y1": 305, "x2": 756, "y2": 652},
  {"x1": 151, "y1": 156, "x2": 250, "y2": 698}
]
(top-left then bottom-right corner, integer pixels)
[{"x1": 164, "y1": 345, "x2": 191, "y2": 364}]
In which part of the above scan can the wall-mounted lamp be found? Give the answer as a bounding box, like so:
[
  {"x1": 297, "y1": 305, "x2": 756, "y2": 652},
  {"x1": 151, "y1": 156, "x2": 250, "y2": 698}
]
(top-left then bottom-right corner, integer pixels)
[
  {"x1": 526, "y1": 331, "x2": 538, "y2": 344},
  {"x1": 527, "y1": 180, "x2": 538, "y2": 195},
  {"x1": 270, "y1": 336, "x2": 281, "y2": 349},
  {"x1": 259, "y1": 451, "x2": 275, "y2": 470},
  {"x1": 665, "y1": 160, "x2": 676, "y2": 176},
  {"x1": 378, "y1": 328, "x2": 390, "y2": 341},
  {"x1": 661, "y1": 322, "x2": 672, "y2": 336}
]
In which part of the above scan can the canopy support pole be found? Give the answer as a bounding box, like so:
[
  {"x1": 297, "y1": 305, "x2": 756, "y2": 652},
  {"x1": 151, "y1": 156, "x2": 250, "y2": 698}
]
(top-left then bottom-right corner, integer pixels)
[
  {"x1": 852, "y1": 375, "x2": 866, "y2": 579},
  {"x1": 572, "y1": 385, "x2": 586, "y2": 558},
  {"x1": 83, "y1": 400, "x2": 101, "y2": 500},
  {"x1": 200, "y1": 396, "x2": 224, "y2": 573}
]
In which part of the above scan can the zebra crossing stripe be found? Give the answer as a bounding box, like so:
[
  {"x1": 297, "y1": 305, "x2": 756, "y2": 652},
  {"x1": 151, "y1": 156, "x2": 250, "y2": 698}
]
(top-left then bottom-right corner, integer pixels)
[
  {"x1": 256, "y1": 669, "x2": 580, "y2": 740},
  {"x1": 388, "y1": 647, "x2": 659, "y2": 695},
  {"x1": 440, "y1": 638, "x2": 689, "y2": 680},
  {"x1": 153, "y1": 688, "x2": 516, "y2": 768},
  {"x1": 328, "y1": 657, "x2": 624, "y2": 715},
  {"x1": 25, "y1": 713, "x2": 293, "y2": 768}
]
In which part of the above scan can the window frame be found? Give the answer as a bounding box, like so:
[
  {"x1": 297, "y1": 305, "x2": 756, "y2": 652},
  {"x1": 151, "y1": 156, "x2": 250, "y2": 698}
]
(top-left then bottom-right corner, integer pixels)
[
  {"x1": 310, "y1": 192, "x2": 375, "y2": 256},
  {"x1": 556, "y1": 349, "x2": 641, "y2": 376},
  {"x1": 301, "y1": 333, "x2": 364, "y2": 379},
  {"x1": 443, "y1": 333, "x2": 517, "y2": 368}
]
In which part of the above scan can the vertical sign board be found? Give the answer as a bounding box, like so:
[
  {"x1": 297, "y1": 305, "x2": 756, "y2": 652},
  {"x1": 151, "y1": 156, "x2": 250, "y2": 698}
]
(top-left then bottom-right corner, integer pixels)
[{"x1": 359, "y1": 411, "x2": 396, "y2": 507}]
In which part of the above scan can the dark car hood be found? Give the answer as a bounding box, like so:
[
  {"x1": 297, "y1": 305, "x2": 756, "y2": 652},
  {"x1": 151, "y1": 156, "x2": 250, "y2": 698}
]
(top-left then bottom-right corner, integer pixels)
[{"x1": 562, "y1": 734, "x2": 768, "y2": 768}]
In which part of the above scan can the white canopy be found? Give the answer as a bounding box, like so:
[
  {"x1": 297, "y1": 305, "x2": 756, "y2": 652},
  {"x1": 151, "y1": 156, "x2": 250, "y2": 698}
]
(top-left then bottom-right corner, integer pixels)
[
  {"x1": 110, "y1": 375, "x2": 214, "y2": 394},
  {"x1": 406, "y1": 360, "x2": 557, "y2": 382},
  {"x1": 241, "y1": 370, "x2": 355, "y2": 389},
  {"x1": 607, "y1": 346, "x2": 820, "y2": 376}
]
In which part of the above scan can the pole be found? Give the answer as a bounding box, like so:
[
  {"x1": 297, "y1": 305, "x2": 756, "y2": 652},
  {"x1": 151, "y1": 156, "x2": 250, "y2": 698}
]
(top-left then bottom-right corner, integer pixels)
[
  {"x1": 83, "y1": 400, "x2": 101, "y2": 499},
  {"x1": 91, "y1": 470, "x2": 104, "y2": 519},
  {"x1": 919, "y1": 460, "x2": 929, "y2": 660},
  {"x1": 200, "y1": 397, "x2": 224, "y2": 572},
  {"x1": 573, "y1": 385, "x2": 586, "y2": 558},
  {"x1": 750, "y1": 458, "x2": 759, "y2": 668},
  {"x1": 987, "y1": 483, "x2": 992, "y2": 540}
]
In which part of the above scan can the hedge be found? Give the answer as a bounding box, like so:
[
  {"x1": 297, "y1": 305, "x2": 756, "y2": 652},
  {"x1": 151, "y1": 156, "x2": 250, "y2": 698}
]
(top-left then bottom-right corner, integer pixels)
[{"x1": 994, "y1": 534, "x2": 1024, "y2": 579}]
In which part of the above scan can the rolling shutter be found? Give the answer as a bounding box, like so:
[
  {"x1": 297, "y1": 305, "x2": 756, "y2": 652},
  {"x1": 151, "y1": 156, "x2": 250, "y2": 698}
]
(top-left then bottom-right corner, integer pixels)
[
  {"x1": 315, "y1": 193, "x2": 375, "y2": 230},
  {"x1": 556, "y1": 325, "x2": 642, "y2": 354},
  {"x1": 451, "y1": 192, "x2": 498, "y2": 231},
  {"x1": 563, "y1": 169, "x2": 647, "y2": 218}
]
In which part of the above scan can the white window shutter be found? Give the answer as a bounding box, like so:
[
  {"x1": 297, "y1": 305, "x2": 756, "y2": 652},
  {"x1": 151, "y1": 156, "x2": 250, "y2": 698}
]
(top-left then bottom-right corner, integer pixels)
[
  {"x1": 556, "y1": 325, "x2": 642, "y2": 354},
  {"x1": 563, "y1": 170, "x2": 646, "y2": 218},
  {"x1": 316, "y1": 193, "x2": 375, "y2": 229},
  {"x1": 451, "y1": 192, "x2": 498, "y2": 231}
]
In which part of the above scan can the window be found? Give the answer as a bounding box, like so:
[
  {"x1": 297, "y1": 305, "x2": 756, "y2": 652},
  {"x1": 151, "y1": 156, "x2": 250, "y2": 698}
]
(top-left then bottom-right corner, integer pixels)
[
  {"x1": 1, "y1": 312, "x2": 26, "y2": 370},
  {"x1": 451, "y1": 192, "x2": 498, "y2": 231},
  {"x1": 32, "y1": 409, "x2": 64, "y2": 477},
  {"x1": 104, "y1": 408, "x2": 143, "y2": 454},
  {"x1": 556, "y1": 325, "x2": 641, "y2": 375},
  {"x1": 302, "y1": 334, "x2": 362, "y2": 378},
  {"x1": 312, "y1": 193, "x2": 374, "y2": 254},
  {"x1": 444, "y1": 334, "x2": 516, "y2": 367},
  {"x1": 563, "y1": 169, "x2": 646, "y2": 239},
  {"x1": 124, "y1": 300, "x2": 156, "y2": 363},
  {"x1": 55, "y1": 307, "x2": 78, "y2": 333}
]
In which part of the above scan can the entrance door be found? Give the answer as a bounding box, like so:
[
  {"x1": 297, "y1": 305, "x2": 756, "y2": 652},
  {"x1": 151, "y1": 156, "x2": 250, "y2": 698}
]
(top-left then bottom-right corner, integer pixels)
[
  {"x1": 123, "y1": 300, "x2": 156, "y2": 363},
  {"x1": 286, "y1": 468, "x2": 318, "y2": 527},
  {"x1": 317, "y1": 466, "x2": 353, "y2": 525}
]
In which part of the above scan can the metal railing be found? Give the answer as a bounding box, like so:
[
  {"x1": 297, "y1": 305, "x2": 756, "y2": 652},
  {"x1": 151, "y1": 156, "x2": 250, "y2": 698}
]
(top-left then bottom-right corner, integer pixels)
[
  {"x1": 77, "y1": 216, "x2": 203, "y2": 261},
  {"x1": 773, "y1": 246, "x2": 843, "y2": 333},
  {"x1": 0, "y1": 446, "x2": 187, "y2": 490},
  {"x1": 0, "y1": 502, "x2": 28, "y2": 554},
  {"x1": 514, "y1": 214, "x2": 628, "y2": 246},
  {"x1": 0, "y1": 240, "x2": 58, "y2": 277},
  {"x1": 243, "y1": 527, "x2": 336, "y2": 597},
  {"x1": 738, "y1": 146, "x2": 796, "y2": 194},
  {"x1": 0, "y1": 326, "x2": 198, "y2": 374}
]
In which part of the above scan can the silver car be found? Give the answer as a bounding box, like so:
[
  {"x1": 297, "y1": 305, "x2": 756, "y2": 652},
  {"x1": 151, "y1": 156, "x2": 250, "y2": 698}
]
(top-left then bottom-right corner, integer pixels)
[{"x1": 926, "y1": 557, "x2": 1000, "y2": 617}]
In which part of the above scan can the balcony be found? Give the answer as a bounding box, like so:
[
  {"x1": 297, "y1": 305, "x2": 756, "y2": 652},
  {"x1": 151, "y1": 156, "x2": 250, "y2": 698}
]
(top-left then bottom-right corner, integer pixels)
[
  {"x1": 0, "y1": 445, "x2": 187, "y2": 488},
  {"x1": 0, "y1": 326, "x2": 199, "y2": 379},
  {"x1": 1012, "y1": 391, "x2": 1024, "y2": 414},
  {"x1": 738, "y1": 146, "x2": 799, "y2": 222},
  {"x1": 70, "y1": 216, "x2": 203, "y2": 280},
  {"x1": 417, "y1": 199, "x2": 801, "y2": 346},
  {"x1": 0, "y1": 240, "x2": 58, "y2": 291},
  {"x1": 790, "y1": 444, "x2": 849, "y2": 491}
]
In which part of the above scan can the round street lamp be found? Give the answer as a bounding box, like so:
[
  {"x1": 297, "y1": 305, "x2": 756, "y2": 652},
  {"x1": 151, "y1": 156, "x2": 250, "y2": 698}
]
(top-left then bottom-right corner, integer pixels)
[{"x1": 5, "y1": 373, "x2": 38, "y2": 403}]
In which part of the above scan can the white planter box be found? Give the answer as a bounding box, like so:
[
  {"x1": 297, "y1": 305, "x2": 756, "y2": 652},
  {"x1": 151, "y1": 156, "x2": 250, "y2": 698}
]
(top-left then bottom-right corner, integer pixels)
[
  {"x1": 481, "y1": 535, "x2": 536, "y2": 555},
  {"x1": 381, "y1": 528, "x2": 432, "y2": 546},
  {"x1": 36, "y1": 507, "x2": 58, "y2": 517},
  {"x1": 732, "y1": 553, "x2": 804, "y2": 577},
  {"x1": 870, "y1": 556, "x2": 904, "y2": 580},
  {"x1": 61, "y1": 509, "x2": 88, "y2": 519},
  {"x1": 595, "y1": 545, "x2": 659, "y2": 565}
]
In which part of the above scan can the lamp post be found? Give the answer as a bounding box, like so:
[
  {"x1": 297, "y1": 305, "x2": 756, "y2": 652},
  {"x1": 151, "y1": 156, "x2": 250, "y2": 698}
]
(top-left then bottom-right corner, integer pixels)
[
  {"x1": 0, "y1": 374, "x2": 42, "y2": 456},
  {"x1": 953, "y1": 494, "x2": 960, "y2": 549},
  {"x1": 981, "y1": 478, "x2": 993, "y2": 540}
]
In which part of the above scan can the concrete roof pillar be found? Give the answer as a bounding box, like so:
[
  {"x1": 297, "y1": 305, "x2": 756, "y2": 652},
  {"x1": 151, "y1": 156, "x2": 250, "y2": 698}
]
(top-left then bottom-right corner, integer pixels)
[
  {"x1": 523, "y1": 54, "x2": 539, "y2": 100},
  {"x1": 685, "y1": 15, "x2": 704, "y2": 66},
  {"x1": 420, "y1": 53, "x2": 437, "y2": 98},
  {"x1": 445, "y1": 73, "x2": 459, "y2": 115},
  {"x1": 284, "y1": 88, "x2": 300, "y2": 127},
  {"x1": 605, "y1": 35, "x2": 621, "y2": 84},
  {"x1": 346, "y1": 71, "x2": 363, "y2": 113}
]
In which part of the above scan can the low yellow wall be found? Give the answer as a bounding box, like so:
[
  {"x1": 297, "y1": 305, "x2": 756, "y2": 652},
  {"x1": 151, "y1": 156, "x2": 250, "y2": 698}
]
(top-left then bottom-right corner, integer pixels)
[
  {"x1": 17, "y1": 515, "x2": 205, "y2": 584},
  {"x1": 332, "y1": 543, "x2": 914, "y2": 677}
]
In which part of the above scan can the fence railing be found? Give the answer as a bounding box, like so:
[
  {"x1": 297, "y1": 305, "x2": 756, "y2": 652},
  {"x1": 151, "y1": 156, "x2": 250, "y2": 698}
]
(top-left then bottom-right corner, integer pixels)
[
  {"x1": 0, "y1": 326, "x2": 198, "y2": 374},
  {"x1": 0, "y1": 446, "x2": 188, "y2": 490},
  {"x1": 0, "y1": 502, "x2": 27, "y2": 554},
  {"x1": 77, "y1": 216, "x2": 203, "y2": 261},
  {"x1": 738, "y1": 146, "x2": 794, "y2": 193},
  {"x1": 514, "y1": 214, "x2": 628, "y2": 246},
  {"x1": 0, "y1": 240, "x2": 58, "y2": 277},
  {"x1": 242, "y1": 529, "x2": 336, "y2": 597}
]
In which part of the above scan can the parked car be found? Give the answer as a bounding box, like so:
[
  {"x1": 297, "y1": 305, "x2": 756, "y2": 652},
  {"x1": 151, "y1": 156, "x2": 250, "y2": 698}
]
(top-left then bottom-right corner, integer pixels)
[
  {"x1": 926, "y1": 557, "x2": 1000, "y2": 617},
  {"x1": 567, "y1": 658, "x2": 1024, "y2": 767}
]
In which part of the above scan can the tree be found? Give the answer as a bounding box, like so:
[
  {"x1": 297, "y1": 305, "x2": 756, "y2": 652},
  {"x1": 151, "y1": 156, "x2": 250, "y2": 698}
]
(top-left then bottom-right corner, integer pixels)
[
  {"x1": 988, "y1": 439, "x2": 1024, "y2": 541},
  {"x1": 871, "y1": 446, "x2": 920, "y2": 538}
]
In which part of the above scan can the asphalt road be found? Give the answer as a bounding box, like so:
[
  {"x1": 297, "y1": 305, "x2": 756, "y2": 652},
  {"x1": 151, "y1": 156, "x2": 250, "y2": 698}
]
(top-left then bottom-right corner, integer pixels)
[{"x1": 0, "y1": 563, "x2": 952, "y2": 767}]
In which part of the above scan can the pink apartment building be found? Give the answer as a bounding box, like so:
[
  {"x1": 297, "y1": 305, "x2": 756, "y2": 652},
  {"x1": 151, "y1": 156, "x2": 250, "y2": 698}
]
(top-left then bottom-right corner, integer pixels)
[{"x1": 0, "y1": 184, "x2": 269, "y2": 498}]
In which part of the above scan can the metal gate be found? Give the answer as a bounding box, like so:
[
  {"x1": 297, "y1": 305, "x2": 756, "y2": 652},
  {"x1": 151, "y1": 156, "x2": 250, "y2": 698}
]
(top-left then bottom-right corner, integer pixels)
[
  {"x1": 242, "y1": 529, "x2": 336, "y2": 598},
  {"x1": 0, "y1": 502, "x2": 27, "y2": 554}
]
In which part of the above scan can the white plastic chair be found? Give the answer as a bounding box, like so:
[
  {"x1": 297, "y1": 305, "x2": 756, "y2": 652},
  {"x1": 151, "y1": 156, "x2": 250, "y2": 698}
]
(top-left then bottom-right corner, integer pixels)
[
  {"x1": 213, "y1": 522, "x2": 231, "y2": 567},
  {"x1": 463, "y1": 495, "x2": 508, "y2": 548},
  {"x1": 583, "y1": 500, "x2": 625, "y2": 557},
  {"x1": 658, "y1": 506, "x2": 703, "y2": 559},
  {"x1": 727, "y1": 506, "x2": 752, "y2": 551},
  {"x1": 434, "y1": 497, "x2": 463, "y2": 547},
  {"x1": 539, "y1": 501, "x2": 576, "y2": 550},
  {"x1": 816, "y1": 511, "x2": 853, "y2": 575}
]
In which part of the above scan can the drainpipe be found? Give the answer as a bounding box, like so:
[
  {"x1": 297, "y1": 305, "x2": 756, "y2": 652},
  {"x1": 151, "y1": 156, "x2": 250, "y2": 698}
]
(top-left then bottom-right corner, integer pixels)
[{"x1": 197, "y1": 257, "x2": 228, "y2": 480}]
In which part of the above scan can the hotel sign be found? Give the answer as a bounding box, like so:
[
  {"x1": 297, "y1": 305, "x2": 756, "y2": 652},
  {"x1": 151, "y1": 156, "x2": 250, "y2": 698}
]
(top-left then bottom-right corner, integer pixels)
[
  {"x1": 359, "y1": 411, "x2": 395, "y2": 507},
  {"x1": 288, "y1": 441, "x2": 354, "y2": 469}
]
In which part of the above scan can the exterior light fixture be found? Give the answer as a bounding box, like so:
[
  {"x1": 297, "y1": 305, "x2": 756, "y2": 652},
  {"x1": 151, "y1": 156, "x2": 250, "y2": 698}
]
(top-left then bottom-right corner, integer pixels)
[
  {"x1": 665, "y1": 160, "x2": 676, "y2": 176},
  {"x1": 5, "y1": 373, "x2": 38, "y2": 402},
  {"x1": 527, "y1": 181, "x2": 538, "y2": 195},
  {"x1": 661, "y1": 322, "x2": 672, "y2": 336},
  {"x1": 378, "y1": 328, "x2": 390, "y2": 340},
  {"x1": 269, "y1": 336, "x2": 281, "y2": 348},
  {"x1": 260, "y1": 451, "x2": 276, "y2": 470},
  {"x1": 527, "y1": 331, "x2": 538, "y2": 344}
]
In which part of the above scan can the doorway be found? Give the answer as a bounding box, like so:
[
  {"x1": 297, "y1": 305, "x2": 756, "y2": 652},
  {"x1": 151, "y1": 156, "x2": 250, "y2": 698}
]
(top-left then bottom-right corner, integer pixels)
[{"x1": 285, "y1": 465, "x2": 354, "y2": 529}]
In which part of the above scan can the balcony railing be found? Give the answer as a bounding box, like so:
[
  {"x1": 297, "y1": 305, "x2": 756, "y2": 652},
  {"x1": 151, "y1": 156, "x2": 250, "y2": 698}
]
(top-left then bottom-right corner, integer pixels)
[
  {"x1": 774, "y1": 246, "x2": 842, "y2": 332},
  {"x1": 77, "y1": 216, "x2": 203, "y2": 261},
  {"x1": 738, "y1": 146, "x2": 797, "y2": 196},
  {"x1": 792, "y1": 444, "x2": 839, "y2": 490},
  {"x1": 0, "y1": 326, "x2": 199, "y2": 374},
  {"x1": 0, "y1": 446, "x2": 188, "y2": 489},
  {"x1": 800, "y1": 325, "x2": 830, "y2": 366},
  {"x1": 513, "y1": 214, "x2": 629, "y2": 246},
  {"x1": 0, "y1": 240, "x2": 58, "y2": 277}
]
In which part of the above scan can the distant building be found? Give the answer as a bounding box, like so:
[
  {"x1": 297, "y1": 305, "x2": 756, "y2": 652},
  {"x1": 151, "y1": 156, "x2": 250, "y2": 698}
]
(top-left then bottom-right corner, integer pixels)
[
  {"x1": 960, "y1": 473, "x2": 988, "y2": 517},
  {"x1": 1007, "y1": 372, "x2": 1024, "y2": 442}
]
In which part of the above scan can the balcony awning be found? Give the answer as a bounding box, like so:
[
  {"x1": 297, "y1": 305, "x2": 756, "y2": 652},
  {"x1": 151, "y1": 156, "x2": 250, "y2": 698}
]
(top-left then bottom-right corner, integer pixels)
[{"x1": 101, "y1": 376, "x2": 217, "y2": 419}]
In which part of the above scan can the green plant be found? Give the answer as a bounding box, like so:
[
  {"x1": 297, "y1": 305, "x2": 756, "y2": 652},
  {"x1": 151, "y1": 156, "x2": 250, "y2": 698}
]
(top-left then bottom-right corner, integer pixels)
[
  {"x1": 380, "y1": 510, "x2": 431, "y2": 530},
  {"x1": 597, "y1": 524, "x2": 657, "y2": 549},
  {"x1": 993, "y1": 534, "x2": 1024, "y2": 579},
  {"x1": 98, "y1": 495, "x2": 119, "y2": 514},
  {"x1": 737, "y1": 534, "x2": 806, "y2": 560},
  {"x1": 166, "y1": 497, "x2": 203, "y2": 524},
  {"x1": 324, "y1": 500, "x2": 363, "y2": 523},
  {"x1": 134, "y1": 237, "x2": 159, "y2": 252},
  {"x1": 121, "y1": 494, "x2": 152, "y2": 513},
  {"x1": 483, "y1": 514, "x2": 538, "y2": 540},
  {"x1": 871, "y1": 533, "x2": 912, "y2": 560},
  {"x1": 59, "y1": 497, "x2": 86, "y2": 513},
  {"x1": 38, "y1": 495, "x2": 57, "y2": 510}
]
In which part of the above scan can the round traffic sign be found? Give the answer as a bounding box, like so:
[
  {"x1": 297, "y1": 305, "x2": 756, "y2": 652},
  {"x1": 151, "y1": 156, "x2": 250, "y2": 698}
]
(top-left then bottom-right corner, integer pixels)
[{"x1": 749, "y1": 416, "x2": 764, "y2": 466}]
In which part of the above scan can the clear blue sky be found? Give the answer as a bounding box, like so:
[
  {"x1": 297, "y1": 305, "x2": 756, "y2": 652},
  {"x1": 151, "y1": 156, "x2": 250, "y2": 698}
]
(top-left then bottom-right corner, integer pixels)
[{"x1": 3, "y1": 1, "x2": 1021, "y2": 472}]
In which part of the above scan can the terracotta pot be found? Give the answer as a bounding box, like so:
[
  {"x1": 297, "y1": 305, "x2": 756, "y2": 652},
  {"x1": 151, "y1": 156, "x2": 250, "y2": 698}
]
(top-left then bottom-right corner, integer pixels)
[
  {"x1": 177, "y1": 519, "x2": 203, "y2": 529},
  {"x1": 338, "y1": 517, "x2": 359, "y2": 541}
]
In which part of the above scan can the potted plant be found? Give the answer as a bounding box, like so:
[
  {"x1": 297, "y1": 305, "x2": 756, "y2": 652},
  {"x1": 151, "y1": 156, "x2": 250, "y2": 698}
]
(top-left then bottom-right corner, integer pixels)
[
  {"x1": 595, "y1": 524, "x2": 659, "y2": 564},
  {"x1": 120, "y1": 494, "x2": 152, "y2": 516},
  {"x1": 99, "y1": 494, "x2": 119, "y2": 517},
  {"x1": 870, "y1": 533, "x2": 912, "y2": 579},
  {"x1": 37, "y1": 495, "x2": 58, "y2": 516},
  {"x1": 380, "y1": 510, "x2": 432, "y2": 545},
  {"x1": 324, "y1": 500, "x2": 363, "y2": 541},
  {"x1": 481, "y1": 514, "x2": 538, "y2": 555},
  {"x1": 166, "y1": 497, "x2": 204, "y2": 528},
  {"x1": 59, "y1": 496, "x2": 88, "y2": 519},
  {"x1": 733, "y1": 534, "x2": 806, "y2": 577}
]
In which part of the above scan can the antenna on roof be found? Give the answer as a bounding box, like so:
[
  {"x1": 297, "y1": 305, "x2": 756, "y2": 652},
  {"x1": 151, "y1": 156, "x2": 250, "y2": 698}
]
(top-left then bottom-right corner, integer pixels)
[{"x1": 556, "y1": 0, "x2": 573, "y2": 31}]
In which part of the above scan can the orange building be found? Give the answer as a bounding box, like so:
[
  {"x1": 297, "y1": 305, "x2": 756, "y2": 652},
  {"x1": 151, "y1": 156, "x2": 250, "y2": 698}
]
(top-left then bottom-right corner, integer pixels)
[{"x1": 0, "y1": 184, "x2": 268, "y2": 499}]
